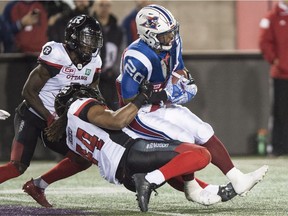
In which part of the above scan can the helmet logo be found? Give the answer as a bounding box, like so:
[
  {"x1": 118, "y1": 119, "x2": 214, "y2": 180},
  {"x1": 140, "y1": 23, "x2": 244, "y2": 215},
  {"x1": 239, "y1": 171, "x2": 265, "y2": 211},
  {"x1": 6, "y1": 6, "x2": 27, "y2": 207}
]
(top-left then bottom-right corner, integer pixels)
[
  {"x1": 140, "y1": 16, "x2": 159, "y2": 30},
  {"x1": 71, "y1": 16, "x2": 85, "y2": 25}
]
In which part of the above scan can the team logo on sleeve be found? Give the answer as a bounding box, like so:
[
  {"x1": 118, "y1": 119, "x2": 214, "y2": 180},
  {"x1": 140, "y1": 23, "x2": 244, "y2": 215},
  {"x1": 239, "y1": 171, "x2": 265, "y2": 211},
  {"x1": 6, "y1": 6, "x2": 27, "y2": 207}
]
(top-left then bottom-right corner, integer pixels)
[{"x1": 42, "y1": 46, "x2": 52, "y2": 55}]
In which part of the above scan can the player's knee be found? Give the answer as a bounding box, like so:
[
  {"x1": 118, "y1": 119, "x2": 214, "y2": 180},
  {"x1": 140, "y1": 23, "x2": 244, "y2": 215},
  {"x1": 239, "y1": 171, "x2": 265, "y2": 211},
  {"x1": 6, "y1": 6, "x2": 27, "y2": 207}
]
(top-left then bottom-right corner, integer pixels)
[
  {"x1": 200, "y1": 147, "x2": 211, "y2": 165},
  {"x1": 191, "y1": 147, "x2": 211, "y2": 168},
  {"x1": 196, "y1": 122, "x2": 214, "y2": 143},
  {"x1": 10, "y1": 161, "x2": 28, "y2": 174},
  {"x1": 182, "y1": 146, "x2": 211, "y2": 170}
]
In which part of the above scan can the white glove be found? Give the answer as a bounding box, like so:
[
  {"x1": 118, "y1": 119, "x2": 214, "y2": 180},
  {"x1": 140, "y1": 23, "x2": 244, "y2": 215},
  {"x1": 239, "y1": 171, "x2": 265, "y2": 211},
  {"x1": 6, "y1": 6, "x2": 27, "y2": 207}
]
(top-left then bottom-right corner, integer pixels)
[
  {"x1": 164, "y1": 75, "x2": 197, "y2": 104},
  {"x1": 164, "y1": 75, "x2": 185, "y2": 102},
  {"x1": 0, "y1": 110, "x2": 10, "y2": 120}
]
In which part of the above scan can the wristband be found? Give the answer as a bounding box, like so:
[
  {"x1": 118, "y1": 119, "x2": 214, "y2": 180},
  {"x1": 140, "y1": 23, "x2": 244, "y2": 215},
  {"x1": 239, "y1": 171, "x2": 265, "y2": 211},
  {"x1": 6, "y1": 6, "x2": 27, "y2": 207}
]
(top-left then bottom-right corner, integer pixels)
[{"x1": 131, "y1": 93, "x2": 147, "y2": 109}]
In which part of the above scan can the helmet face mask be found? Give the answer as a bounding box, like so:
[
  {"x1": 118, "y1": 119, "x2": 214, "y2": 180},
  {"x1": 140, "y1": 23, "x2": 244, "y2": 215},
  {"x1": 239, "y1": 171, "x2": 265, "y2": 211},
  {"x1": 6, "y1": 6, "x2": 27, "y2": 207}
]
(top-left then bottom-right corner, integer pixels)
[
  {"x1": 65, "y1": 15, "x2": 103, "y2": 62},
  {"x1": 136, "y1": 4, "x2": 179, "y2": 51},
  {"x1": 156, "y1": 26, "x2": 179, "y2": 49}
]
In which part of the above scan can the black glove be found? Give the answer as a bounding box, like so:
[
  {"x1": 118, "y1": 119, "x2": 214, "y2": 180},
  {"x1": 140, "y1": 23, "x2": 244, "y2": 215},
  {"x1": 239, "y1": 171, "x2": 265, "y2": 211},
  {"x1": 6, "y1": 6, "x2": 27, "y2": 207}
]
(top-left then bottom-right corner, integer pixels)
[
  {"x1": 132, "y1": 80, "x2": 153, "y2": 109},
  {"x1": 139, "y1": 80, "x2": 153, "y2": 100}
]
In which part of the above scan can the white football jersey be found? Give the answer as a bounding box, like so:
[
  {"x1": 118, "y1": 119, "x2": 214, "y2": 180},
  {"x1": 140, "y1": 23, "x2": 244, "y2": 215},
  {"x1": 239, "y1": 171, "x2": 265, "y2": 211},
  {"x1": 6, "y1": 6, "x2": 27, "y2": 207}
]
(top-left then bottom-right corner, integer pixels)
[
  {"x1": 66, "y1": 98, "x2": 126, "y2": 184},
  {"x1": 35, "y1": 41, "x2": 102, "y2": 117}
]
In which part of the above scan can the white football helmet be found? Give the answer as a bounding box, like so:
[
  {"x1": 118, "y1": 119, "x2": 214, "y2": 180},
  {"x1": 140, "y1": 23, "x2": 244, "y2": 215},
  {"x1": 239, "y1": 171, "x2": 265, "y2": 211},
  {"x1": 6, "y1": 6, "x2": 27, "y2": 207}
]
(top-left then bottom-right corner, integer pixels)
[{"x1": 136, "y1": 4, "x2": 179, "y2": 51}]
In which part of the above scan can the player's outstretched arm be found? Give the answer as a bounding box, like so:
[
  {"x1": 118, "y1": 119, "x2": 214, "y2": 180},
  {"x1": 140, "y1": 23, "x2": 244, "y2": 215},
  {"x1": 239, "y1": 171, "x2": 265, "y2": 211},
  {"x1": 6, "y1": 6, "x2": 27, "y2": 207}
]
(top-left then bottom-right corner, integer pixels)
[{"x1": 88, "y1": 81, "x2": 153, "y2": 130}]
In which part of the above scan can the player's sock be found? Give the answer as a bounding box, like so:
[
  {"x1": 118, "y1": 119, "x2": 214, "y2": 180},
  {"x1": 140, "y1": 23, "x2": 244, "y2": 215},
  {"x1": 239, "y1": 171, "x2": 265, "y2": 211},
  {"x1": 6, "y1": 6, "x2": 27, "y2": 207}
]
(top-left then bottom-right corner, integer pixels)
[
  {"x1": 167, "y1": 176, "x2": 208, "y2": 192},
  {"x1": 41, "y1": 157, "x2": 91, "y2": 185},
  {"x1": 204, "y1": 184, "x2": 220, "y2": 194},
  {"x1": 0, "y1": 162, "x2": 21, "y2": 183},
  {"x1": 202, "y1": 135, "x2": 234, "y2": 174},
  {"x1": 33, "y1": 177, "x2": 49, "y2": 189},
  {"x1": 145, "y1": 170, "x2": 165, "y2": 185},
  {"x1": 195, "y1": 178, "x2": 209, "y2": 188}
]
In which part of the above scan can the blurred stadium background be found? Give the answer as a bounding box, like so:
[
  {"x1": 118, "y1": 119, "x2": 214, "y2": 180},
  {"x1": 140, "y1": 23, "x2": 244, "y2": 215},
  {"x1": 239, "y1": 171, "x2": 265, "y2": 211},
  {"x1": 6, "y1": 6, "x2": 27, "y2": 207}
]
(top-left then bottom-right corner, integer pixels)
[{"x1": 0, "y1": 1, "x2": 279, "y2": 158}]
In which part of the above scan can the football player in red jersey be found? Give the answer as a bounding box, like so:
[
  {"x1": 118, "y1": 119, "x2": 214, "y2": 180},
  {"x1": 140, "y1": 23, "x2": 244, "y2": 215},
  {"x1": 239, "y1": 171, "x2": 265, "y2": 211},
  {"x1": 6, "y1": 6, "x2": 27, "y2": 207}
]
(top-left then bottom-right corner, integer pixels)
[{"x1": 0, "y1": 15, "x2": 103, "y2": 207}]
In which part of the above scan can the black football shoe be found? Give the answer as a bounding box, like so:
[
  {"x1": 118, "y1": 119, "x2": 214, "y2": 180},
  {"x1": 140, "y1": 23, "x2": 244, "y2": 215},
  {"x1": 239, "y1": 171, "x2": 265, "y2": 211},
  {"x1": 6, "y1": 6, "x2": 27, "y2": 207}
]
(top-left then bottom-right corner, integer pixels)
[
  {"x1": 217, "y1": 182, "x2": 237, "y2": 202},
  {"x1": 132, "y1": 173, "x2": 156, "y2": 212}
]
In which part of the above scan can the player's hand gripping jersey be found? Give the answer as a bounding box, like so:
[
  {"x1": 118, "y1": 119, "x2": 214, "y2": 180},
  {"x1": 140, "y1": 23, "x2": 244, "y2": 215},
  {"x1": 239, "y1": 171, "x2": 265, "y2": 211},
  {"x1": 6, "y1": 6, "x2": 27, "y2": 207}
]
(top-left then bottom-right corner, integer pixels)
[{"x1": 35, "y1": 41, "x2": 102, "y2": 117}]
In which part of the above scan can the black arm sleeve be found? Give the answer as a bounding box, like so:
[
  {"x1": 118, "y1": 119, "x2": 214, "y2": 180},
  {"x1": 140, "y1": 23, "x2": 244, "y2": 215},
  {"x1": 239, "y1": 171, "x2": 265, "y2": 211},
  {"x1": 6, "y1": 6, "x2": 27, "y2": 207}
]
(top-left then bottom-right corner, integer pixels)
[
  {"x1": 38, "y1": 61, "x2": 61, "y2": 77},
  {"x1": 77, "y1": 100, "x2": 100, "y2": 122}
]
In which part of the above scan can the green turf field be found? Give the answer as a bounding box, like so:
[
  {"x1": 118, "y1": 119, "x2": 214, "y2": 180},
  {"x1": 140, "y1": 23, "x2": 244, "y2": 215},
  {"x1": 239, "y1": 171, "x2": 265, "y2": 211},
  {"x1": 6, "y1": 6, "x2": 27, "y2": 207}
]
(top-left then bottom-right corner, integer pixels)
[{"x1": 0, "y1": 156, "x2": 287, "y2": 216}]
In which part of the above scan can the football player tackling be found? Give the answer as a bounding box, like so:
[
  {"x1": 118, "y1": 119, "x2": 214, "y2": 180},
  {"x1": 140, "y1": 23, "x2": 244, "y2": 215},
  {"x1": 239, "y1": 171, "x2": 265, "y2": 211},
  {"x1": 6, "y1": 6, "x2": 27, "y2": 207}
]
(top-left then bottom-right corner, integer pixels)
[{"x1": 43, "y1": 83, "x2": 234, "y2": 212}]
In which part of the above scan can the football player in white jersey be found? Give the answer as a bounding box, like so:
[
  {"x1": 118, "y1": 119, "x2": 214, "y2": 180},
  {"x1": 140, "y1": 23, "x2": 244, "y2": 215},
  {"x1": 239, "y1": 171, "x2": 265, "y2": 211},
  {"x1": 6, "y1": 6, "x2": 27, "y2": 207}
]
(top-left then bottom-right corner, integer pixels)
[
  {"x1": 116, "y1": 4, "x2": 268, "y2": 199},
  {"x1": 43, "y1": 83, "x2": 235, "y2": 212},
  {"x1": 0, "y1": 15, "x2": 103, "y2": 207}
]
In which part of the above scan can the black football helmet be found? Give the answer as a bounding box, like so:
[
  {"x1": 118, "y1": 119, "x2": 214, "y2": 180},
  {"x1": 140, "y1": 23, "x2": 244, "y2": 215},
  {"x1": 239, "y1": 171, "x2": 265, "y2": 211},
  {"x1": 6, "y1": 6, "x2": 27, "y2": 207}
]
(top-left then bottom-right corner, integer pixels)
[
  {"x1": 55, "y1": 83, "x2": 106, "y2": 116},
  {"x1": 65, "y1": 14, "x2": 103, "y2": 62}
]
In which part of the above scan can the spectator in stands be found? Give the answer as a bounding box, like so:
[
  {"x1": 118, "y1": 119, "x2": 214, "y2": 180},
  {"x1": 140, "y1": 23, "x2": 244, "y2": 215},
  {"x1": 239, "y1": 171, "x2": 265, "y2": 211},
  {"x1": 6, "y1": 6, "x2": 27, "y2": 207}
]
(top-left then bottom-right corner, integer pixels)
[
  {"x1": 2, "y1": 0, "x2": 48, "y2": 53},
  {"x1": 121, "y1": 0, "x2": 150, "y2": 47},
  {"x1": 0, "y1": 15, "x2": 13, "y2": 53},
  {"x1": 259, "y1": 0, "x2": 288, "y2": 156},
  {"x1": 42, "y1": 1, "x2": 72, "y2": 28},
  {"x1": 2, "y1": 1, "x2": 49, "y2": 152},
  {"x1": 48, "y1": 0, "x2": 90, "y2": 42},
  {"x1": 91, "y1": 0, "x2": 123, "y2": 110}
]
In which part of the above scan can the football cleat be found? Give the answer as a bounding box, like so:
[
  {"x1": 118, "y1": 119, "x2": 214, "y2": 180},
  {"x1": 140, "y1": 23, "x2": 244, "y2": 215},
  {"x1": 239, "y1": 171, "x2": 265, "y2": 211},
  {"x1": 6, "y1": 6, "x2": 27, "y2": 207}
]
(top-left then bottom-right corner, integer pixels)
[
  {"x1": 217, "y1": 182, "x2": 237, "y2": 202},
  {"x1": 23, "y1": 179, "x2": 52, "y2": 208},
  {"x1": 230, "y1": 165, "x2": 269, "y2": 196},
  {"x1": 184, "y1": 179, "x2": 221, "y2": 206},
  {"x1": 132, "y1": 173, "x2": 156, "y2": 212}
]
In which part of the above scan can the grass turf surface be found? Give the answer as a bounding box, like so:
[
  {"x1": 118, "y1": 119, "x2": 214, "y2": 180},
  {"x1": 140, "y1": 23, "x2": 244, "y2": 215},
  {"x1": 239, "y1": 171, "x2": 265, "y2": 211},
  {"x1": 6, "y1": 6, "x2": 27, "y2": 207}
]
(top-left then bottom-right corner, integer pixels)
[{"x1": 0, "y1": 156, "x2": 287, "y2": 216}]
